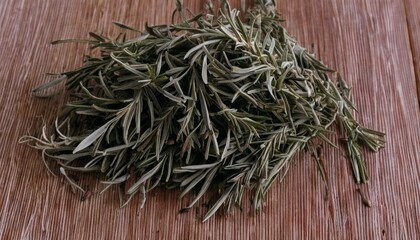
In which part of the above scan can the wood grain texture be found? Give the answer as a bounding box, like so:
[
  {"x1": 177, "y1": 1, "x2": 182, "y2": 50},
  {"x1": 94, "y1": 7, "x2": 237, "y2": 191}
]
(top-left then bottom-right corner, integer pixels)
[
  {"x1": 1, "y1": 0, "x2": 419, "y2": 239},
  {"x1": 403, "y1": 0, "x2": 420, "y2": 106}
]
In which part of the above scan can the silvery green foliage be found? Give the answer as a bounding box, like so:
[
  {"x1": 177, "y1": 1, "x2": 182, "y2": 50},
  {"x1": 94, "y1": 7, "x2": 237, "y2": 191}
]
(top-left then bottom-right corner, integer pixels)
[{"x1": 22, "y1": 1, "x2": 384, "y2": 221}]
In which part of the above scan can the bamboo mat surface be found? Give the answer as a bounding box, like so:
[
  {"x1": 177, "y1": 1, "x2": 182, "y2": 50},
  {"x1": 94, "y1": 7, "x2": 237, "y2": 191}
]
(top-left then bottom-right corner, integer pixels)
[{"x1": 1, "y1": 0, "x2": 419, "y2": 239}]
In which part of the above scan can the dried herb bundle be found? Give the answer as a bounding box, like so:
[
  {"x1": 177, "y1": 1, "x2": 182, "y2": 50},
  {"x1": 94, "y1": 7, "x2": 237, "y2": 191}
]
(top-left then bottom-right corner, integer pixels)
[{"x1": 21, "y1": 0, "x2": 384, "y2": 221}]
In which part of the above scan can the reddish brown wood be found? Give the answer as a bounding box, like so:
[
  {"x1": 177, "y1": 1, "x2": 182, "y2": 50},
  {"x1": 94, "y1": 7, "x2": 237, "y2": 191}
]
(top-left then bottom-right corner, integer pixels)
[
  {"x1": 0, "y1": 0, "x2": 419, "y2": 239},
  {"x1": 403, "y1": 0, "x2": 420, "y2": 106}
]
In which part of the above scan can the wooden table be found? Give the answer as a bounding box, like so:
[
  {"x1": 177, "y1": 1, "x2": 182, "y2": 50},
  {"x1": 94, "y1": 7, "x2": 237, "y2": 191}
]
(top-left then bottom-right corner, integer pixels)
[{"x1": 1, "y1": 0, "x2": 419, "y2": 239}]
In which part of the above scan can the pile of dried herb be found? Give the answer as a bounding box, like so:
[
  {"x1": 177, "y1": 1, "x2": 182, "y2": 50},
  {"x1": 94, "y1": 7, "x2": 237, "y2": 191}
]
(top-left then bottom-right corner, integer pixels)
[{"x1": 21, "y1": 0, "x2": 384, "y2": 221}]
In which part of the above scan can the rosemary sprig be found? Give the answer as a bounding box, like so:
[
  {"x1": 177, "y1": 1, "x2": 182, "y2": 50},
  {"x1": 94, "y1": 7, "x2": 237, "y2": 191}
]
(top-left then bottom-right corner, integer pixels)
[{"x1": 20, "y1": 0, "x2": 385, "y2": 221}]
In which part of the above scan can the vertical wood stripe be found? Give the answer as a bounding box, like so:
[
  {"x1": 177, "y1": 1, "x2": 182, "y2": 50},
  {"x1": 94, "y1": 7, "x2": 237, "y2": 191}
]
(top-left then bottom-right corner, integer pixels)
[{"x1": 403, "y1": 0, "x2": 420, "y2": 106}]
